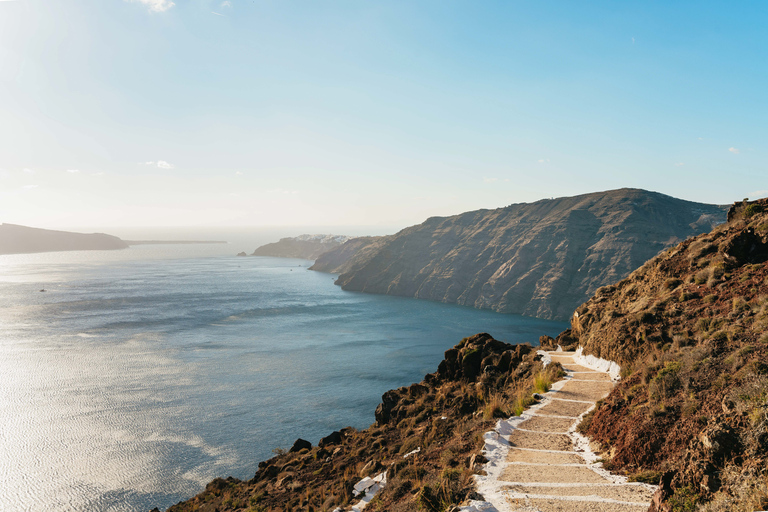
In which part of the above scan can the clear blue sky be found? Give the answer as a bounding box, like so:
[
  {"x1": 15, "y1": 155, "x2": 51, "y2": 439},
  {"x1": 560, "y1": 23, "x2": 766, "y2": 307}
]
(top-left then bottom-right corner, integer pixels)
[{"x1": 1, "y1": 0, "x2": 766, "y2": 229}]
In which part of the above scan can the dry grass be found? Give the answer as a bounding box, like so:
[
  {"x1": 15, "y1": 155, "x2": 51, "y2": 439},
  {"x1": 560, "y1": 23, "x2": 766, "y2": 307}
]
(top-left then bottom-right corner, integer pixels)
[
  {"x1": 482, "y1": 392, "x2": 508, "y2": 420},
  {"x1": 533, "y1": 371, "x2": 553, "y2": 394}
]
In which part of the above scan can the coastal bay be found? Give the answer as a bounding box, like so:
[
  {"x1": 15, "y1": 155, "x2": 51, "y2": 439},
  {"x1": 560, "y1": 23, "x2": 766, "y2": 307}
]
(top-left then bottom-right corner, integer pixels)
[{"x1": 0, "y1": 245, "x2": 566, "y2": 512}]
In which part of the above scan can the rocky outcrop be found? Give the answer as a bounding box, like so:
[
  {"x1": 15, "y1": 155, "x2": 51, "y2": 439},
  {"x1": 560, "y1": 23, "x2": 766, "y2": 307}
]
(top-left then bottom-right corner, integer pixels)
[
  {"x1": 374, "y1": 333, "x2": 535, "y2": 425},
  {"x1": 164, "y1": 333, "x2": 561, "y2": 512},
  {"x1": 326, "y1": 189, "x2": 726, "y2": 321},
  {"x1": 252, "y1": 234, "x2": 351, "y2": 260},
  {"x1": 0, "y1": 223, "x2": 128, "y2": 255}
]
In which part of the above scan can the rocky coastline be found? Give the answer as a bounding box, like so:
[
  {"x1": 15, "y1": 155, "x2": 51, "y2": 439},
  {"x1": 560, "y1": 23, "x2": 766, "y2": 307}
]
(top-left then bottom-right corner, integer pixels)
[{"x1": 163, "y1": 197, "x2": 768, "y2": 512}]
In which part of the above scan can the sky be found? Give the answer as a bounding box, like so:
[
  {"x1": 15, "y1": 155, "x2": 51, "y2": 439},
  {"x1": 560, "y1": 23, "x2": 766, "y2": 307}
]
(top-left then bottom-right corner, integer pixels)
[{"x1": 0, "y1": 0, "x2": 766, "y2": 230}]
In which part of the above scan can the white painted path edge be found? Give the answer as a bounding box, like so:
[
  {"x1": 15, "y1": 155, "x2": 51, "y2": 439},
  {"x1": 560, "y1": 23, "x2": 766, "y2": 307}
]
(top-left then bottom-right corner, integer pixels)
[{"x1": 461, "y1": 348, "x2": 657, "y2": 512}]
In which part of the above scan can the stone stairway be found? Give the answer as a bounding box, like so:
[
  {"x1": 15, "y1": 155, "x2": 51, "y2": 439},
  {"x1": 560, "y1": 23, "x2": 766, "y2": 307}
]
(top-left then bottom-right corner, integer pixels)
[{"x1": 469, "y1": 351, "x2": 656, "y2": 512}]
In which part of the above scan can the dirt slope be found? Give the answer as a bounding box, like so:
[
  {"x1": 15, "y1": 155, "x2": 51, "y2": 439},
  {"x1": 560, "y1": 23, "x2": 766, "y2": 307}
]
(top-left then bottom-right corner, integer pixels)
[{"x1": 564, "y1": 198, "x2": 768, "y2": 511}]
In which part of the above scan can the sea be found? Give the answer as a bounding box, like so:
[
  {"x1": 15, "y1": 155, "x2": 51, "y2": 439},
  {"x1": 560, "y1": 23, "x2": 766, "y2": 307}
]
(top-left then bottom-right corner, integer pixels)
[{"x1": 0, "y1": 230, "x2": 567, "y2": 512}]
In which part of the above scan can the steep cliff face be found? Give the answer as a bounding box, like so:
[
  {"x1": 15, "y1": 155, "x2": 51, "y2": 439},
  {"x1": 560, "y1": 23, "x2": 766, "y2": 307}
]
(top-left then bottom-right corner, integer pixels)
[
  {"x1": 329, "y1": 189, "x2": 726, "y2": 321},
  {"x1": 252, "y1": 234, "x2": 351, "y2": 260},
  {"x1": 309, "y1": 236, "x2": 382, "y2": 274},
  {"x1": 0, "y1": 223, "x2": 128, "y2": 255},
  {"x1": 565, "y1": 198, "x2": 768, "y2": 511}
]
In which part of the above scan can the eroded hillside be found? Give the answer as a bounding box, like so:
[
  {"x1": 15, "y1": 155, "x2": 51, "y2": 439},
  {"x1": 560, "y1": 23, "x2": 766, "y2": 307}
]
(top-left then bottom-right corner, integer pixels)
[
  {"x1": 323, "y1": 189, "x2": 726, "y2": 321},
  {"x1": 561, "y1": 198, "x2": 768, "y2": 511}
]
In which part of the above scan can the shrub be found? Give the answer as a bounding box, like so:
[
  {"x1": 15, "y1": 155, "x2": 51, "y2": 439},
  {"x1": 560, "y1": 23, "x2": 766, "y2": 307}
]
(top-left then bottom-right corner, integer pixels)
[
  {"x1": 733, "y1": 297, "x2": 749, "y2": 313},
  {"x1": 668, "y1": 486, "x2": 700, "y2": 512},
  {"x1": 744, "y1": 203, "x2": 764, "y2": 218},
  {"x1": 650, "y1": 361, "x2": 682, "y2": 401},
  {"x1": 695, "y1": 268, "x2": 711, "y2": 285},
  {"x1": 695, "y1": 317, "x2": 711, "y2": 333},
  {"x1": 628, "y1": 470, "x2": 662, "y2": 484}
]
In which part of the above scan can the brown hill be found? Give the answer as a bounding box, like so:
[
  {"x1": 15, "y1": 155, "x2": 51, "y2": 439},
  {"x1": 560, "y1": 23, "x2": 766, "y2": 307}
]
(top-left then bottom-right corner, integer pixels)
[
  {"x1": 325, "y1": 189, "x2": 726, "y2": 321},
  {"x1": 0, "y1": 223, "x2": 128, "y2": 255},
  {"x1": 309, "y1": 236, "x2": 383, "y2": 273},
  {"x1": 553, "y1": 197, "x2": 768, "y2": 511},
  {"x1": 252, "y1": 234, "x2": 351, "y2": 260}
]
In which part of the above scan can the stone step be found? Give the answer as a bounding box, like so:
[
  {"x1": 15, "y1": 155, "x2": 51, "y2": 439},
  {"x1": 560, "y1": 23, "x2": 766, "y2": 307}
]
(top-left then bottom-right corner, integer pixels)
[
  {"x1": 568, "y1": 372, "x2": 613, "y2": 382},
  {"x1": 500, "y1": 464, "x2": 610, "y2": 484},
  {"x1": 559, "y1": 363, "x2": 599, "y2": 373},
  {"x1": 506, "y1": 430, "x2": 573, "y2": 451},
  {"x1": 518, "y1": 415, "x2": 575, "y2": 433},
  {"x1": 507, "y1": 449, "x2": 586, "y2": 465},
  {"x1": 536, "y1": 399, "x2": 594, "y2": 418},
  {"x1": 503, "y1": 483, "x2": 656, "y2": 502},
  {"x1": 553, "y1": 380, "x2": 615, "y2": 402},
  {"x1": 505, "y1": 496, "x2": 650, "y2": 512}
]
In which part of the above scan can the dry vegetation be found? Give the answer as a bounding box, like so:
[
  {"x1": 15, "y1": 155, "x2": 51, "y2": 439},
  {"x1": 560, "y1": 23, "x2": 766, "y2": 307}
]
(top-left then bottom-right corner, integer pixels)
[
  {"x1": 565, "y1": 198, "x2": 768, "y2": 512},
  {"x1": 164, "y1": 334, "x2": 563, "y2": 512}
]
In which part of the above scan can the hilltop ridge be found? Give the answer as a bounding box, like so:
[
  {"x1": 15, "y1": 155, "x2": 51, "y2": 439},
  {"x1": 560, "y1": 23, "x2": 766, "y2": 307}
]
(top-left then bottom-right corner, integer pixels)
[{"x1": 320, "y1": 188, "x2": 727, "y2": 321}]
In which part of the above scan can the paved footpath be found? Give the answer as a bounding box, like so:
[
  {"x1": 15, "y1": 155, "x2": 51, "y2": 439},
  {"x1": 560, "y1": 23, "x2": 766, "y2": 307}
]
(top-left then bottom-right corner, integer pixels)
[{"x1": 468, "y1": 351, "x2": 656, "y2": 512}]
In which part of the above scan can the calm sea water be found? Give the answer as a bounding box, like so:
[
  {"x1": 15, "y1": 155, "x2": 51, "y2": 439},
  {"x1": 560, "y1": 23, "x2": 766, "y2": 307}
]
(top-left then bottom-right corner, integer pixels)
[{"x1": 0, "y1": 243, "x2": 567, "y2": 512}]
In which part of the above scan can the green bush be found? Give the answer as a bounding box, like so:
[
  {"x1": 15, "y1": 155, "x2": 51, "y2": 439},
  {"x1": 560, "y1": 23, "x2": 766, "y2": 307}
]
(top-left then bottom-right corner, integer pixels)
[
  {"x1": 744, "y1": 203, "x2": 764, "y2": 218},
  {"x1": 668, "y1": 486, "x2": 700, "y2": 512}
]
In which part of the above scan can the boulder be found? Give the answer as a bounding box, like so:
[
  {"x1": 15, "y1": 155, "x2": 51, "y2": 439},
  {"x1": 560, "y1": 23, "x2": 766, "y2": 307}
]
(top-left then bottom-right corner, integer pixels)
[
  {"x1": 318, "y1": 431, "x2": 342, "y2": 447},
  {"x1": 289, "y1": 438, "x2": 312, "y2": 453}
]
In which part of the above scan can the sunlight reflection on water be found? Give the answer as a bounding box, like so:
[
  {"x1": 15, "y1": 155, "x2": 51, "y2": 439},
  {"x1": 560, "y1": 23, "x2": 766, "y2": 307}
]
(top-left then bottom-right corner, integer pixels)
[{"x1": 0, "y1": 246, "x2": 567, "y2": 511}]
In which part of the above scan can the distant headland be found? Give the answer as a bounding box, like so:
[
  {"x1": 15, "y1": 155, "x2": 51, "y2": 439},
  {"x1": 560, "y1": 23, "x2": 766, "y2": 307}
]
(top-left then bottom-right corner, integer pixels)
[{"x1": 0, "y1": 223, "x2": 226, "y2": 255}]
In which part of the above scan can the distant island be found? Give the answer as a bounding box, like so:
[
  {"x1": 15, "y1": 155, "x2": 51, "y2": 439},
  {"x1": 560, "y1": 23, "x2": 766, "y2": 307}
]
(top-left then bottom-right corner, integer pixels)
[
  {"x1": 0, "y1": 223, "x2": 226, "y2": 255},
  {"x1": 0, "y1": 223, "x2": 129, "y2": 255},
  {"x1": 251, "y1": 233, "x2": 352, "y2": 260}
]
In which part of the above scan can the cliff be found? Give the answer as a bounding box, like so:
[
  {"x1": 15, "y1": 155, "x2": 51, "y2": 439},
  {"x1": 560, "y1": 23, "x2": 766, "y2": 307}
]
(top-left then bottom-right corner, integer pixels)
[
  {"x1": 252, "y1": 234, "x2": 351, "y2": 260},
  {"x1": 0, "y1": 223, "x2": 128, "y2": 255},
  {"x1": 327, "y1": 189, "x2": 727, "y2": 321},
  {"x1": 309, "y1": 237, "x2": 383, "y2": 273},
  {"x1": 554, "y1": 197, "x2": 768, "y2": 511}
]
